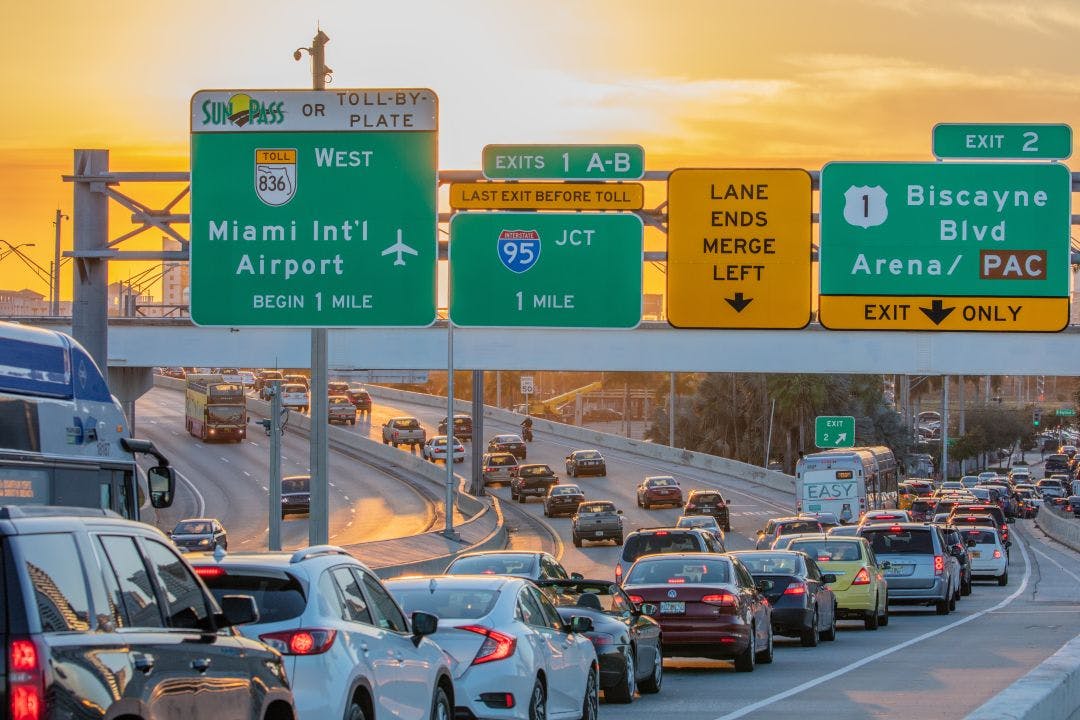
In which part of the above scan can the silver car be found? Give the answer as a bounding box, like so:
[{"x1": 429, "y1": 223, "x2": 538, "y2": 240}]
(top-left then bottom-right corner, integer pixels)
[{"x1": 858, "y1": 522, "x2": 961, "y2": 615}]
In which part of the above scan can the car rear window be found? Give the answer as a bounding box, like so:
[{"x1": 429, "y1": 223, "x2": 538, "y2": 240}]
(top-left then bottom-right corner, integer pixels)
[
  {"x1": 394, "y1": 419, "x2": 420, "y2": 429},
  {"x1": 622, "y1": 532, "x2": 703, "y2": 562},
  {"x1": 391, "y1": 587, "x2": 499, "y2": 620},
  {"x1": 282, "y1": 477, "x2": 309, "y2": 494},
  {"x1": 691, "y1": 493, "x2": 723, "y2": 503},
  {"x1": 910, "y1": 500, "x2": 936, "y2": 511},
  {"x1": 779, "y1": 521, "x2": 821, "y2": 535},
  {"x1": 963, "y1": 529, "x2": 998, "y2": 544},
  {"x1": 624, "y1": 558, "x2": 730, "y2": 585},
  {"x1": 487, "y1": 455, "x2": 516, "y2": 467},
  {"x1": 447, "y1": 554, "x2": 537, "y2": 577},
  {"x1": 789, "y1": 540, "x2": 863, "y2": 562},
  {"x1": 647, "y1": 477, "x2": 678, "y2": 487},
  {"x1": 731, "y1": 553, "x2": 802, "y2": 574},
  {"x1": 578, "y1": 503, "x2": 615, "y2": 514},
  {"x1": 862, "y1": 528, "x2": 935, "y2": 555},
  {"x1": 202, "y1": 571, "x2": 307, "y2": 623}
]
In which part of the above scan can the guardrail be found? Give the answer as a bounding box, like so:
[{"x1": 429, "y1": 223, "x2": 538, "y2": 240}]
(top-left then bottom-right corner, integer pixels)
[
  {"x1": 965, "y1": 632, "x2": 1080, "y2": 720},
  {"x1": 150, "y1": 376, "x2": 507, "y2": 576},
  {"x1": 364, "y1": 385, "x2": 797, "y2": 496},
  {"x1": 1035, "y1": 505, "x2": 1080, "y2": 554}
]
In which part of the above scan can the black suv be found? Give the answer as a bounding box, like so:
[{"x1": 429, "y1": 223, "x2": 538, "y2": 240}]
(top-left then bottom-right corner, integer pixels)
[
  {"x1": 1044, "y1": 454, "x2": 1071, "y2": 477},
  {"x1": 1, "y1": 506, "x2": 295, "y2": 720},
  {"x1": 615, "y1": 527, "x2": 726, "y2": 584}
]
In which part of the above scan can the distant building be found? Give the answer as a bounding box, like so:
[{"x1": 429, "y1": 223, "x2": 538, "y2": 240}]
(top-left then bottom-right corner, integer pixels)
[
  {"x1": 0, "y1": 288, "x2": 48, "y2": 316},
  {"x1": 161, "y1": 238, "x2": 189, "y2": 315}
]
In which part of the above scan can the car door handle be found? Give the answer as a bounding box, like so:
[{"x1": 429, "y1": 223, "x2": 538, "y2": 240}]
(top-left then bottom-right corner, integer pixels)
[
  {"x1": 132, "y1": 653, "x2": 155, "y2": 673},
  {"x1": 394, "y1": 652, "x2": 404, "y2": 663},
  {"x1": 191, "y1": 657, "x2": 212, "y2": 673},
  {"x1": 360, "y1": 642, "x2": 369, "y2": 653}
]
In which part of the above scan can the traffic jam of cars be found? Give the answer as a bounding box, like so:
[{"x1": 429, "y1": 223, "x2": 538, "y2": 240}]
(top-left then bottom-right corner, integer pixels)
[{"x1": 130, "y1": 369, "x2": 1055, "y2": 720}]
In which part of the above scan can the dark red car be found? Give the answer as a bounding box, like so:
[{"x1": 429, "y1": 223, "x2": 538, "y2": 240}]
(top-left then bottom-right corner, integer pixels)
[
  {"x1": 637, "y1": 475, "x2": 684, "y2": 509},
  {"x1": 622, "y1": 553, "x2": 774, "y2": 671},
  {"x1": 346, "y1": 384, "x2": 372, "y2": 415}
]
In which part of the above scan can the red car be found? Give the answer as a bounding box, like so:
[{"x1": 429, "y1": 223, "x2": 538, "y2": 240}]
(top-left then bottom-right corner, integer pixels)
[
  {"x1": 637, "y1": 475, "x2": 684, "y2": 509},
  {"x1": 622, "y1": 553, "x2": 774, "y2": 671}
]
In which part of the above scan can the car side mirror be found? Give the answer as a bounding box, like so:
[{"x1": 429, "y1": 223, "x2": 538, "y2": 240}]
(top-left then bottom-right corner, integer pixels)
[
  {"x1": 638, "y1": 603, "x2": 658, "y2": 616},
  {"x1": 822, "y1": 573, "x2": 837, "y2": 584},
  {"x1": 410, "y1": 611, "x2": 438, "y2": 645},
  {"x1": 147, "y1": 466, "x2": 175, "y2": 509},
  {"x1": 569, "y1": 615, "x2": 593, "y2": 634},
  {"x1": 218, "y1": 594, "x2": 259, "y2": 627},
  {"x1": 570, "y1": 572, "x2": 584, "y2": 581}
]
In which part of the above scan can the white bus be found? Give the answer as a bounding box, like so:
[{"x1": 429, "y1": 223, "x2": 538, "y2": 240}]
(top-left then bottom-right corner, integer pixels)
[
  {"x1": 0, "y1": 321, "x2": 175, "y2": 518},
  {"x1": 795, "y1": 446, "x2": 898, "y2": 522}
]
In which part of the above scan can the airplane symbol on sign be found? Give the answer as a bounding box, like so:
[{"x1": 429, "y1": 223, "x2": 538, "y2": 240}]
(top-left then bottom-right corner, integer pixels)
[{"x1": 381, "y1": 230, "x2": 418, "y2": 266}]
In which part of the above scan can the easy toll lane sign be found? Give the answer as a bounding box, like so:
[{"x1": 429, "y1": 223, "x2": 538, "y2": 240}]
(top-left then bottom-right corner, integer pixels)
[
  {"x1": 933, "y1": 123, "x2": 1072, "y2": 160},
  {"x1": 449, "y1": 182, "x2": 644, "y2": 211},
  {"x1": 482, "y1": 144, "x2": 644, "y2": 180},
  {"x1": 449, "y1": 212, "x2": 642, "y2": 328},
  {"x1": 819, "y1": 162, "x2": 1071, "y2": 332},
  {"x1": 666, "y1": 169, "x2": 812, "y2": 329},
  {"x1": 190, "y1": 89, "x2": 438, "y2": 327}
]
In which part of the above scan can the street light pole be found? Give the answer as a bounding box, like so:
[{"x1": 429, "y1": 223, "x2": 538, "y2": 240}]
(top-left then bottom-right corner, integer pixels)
[{"x1": 52, "y1": 210, "x2": 69, "y2": 315}]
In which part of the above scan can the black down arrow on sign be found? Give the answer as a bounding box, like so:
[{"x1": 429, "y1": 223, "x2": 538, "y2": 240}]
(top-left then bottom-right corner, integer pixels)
[
  {"x1": 725, "y1": 293, "x2": 753, "y2": 312},
  {"x1": 920, "y1": 299, "x2": 956, "y2": 325}
]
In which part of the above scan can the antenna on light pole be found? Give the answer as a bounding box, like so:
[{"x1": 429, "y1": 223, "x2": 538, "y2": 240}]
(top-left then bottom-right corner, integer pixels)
[
  {"x1": 295, "y1": 29, "x2": 333, "y2": 91},
  {"x1": 52, "y1": 209, "x2": 69, "y2": 315}
]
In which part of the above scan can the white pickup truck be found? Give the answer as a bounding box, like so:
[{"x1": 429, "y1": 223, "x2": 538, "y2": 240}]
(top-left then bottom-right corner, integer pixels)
[{"x1": 381, "y1": 416, "x2": 426, "y2": 448}]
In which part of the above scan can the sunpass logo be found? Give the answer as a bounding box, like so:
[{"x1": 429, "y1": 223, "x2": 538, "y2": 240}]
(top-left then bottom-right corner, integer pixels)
[{"x1": 201, "y1": 93, "x2": 285, "y2": 127}]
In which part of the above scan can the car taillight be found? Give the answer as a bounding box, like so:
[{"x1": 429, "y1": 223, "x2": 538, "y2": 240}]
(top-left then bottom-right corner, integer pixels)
[
  {"x1": 654, "y1": 531, "x2": 669, "y2": 536},
  {"x1": 9, "y1": 636, "x2": 44, "y2": 720},
  {"x1": 193, "y1": 565, "x2": 226, "y2": 578},
  {"x1": 933, "y1": 555, "x2": 945, "y2": 575},
  {"x1": 889, "y1": 525, "x2": 903, "y2": 532},
  {"x1": 666, "y1": 578, "x2": 686, "y2": 584},
  {"x1": 259, "y1": 629, "x2": 337, "y2": 655},
  {"x1": 993, "y1": 549, "x2": 1003, "y2": 559},
  {"x1": 852, "y1": 567, "x2": 871, "y2": 585},
  {"x1": 701, "y1": 592, "x2": 737, "y2": 607},
  {"x1": 783, "y1": 582, "x2": 807, "y2": 596},
  {"x1": 460, "y1": 625, "x2": 516, "y2": 665},
  {"x1": 627, "y1": 594, "x2": 644, "y2": 604},
  {"x1": 615, "y1": 564, "x2": 623, "y2": 582}
]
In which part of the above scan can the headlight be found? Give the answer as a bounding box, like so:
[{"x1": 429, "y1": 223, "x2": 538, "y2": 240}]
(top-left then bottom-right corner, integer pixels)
[{"x1": 198, "y1": 538, "x2": 210, "y2": 545}]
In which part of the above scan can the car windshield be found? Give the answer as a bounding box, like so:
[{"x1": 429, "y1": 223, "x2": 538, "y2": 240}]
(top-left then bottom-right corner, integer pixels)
[
  {"x1": 282, "y1": 477, "x2": 309, "y2": 494},
  {"x1": 391, "y1": 587, "x2": 499, "y2": 620},
  {"x1": 447, "y1": 554, "x2": 537, "y2": 577},
  {"x1": 862, "y1": 528, "x2": 935, "y2": 554},
  {"x1": 174, "y1": 521, "x2": 211, "y2": 534},
  {"x1": 622, "y1": 532, "x2": 701, "y2": 562},
  {"x1": 202, "y1": 571, "x2": 306, "y2": 623},
  {"x1": 648, "y1": 477, "x2": 677, "y2": 487},
  {"x1": 578, "y1": 503, "x2": 615, "y2": 514},
  {"x1": 625, "y1": 558, "x2": 731, "y2": 585},
  {"x1": 730, "y1": 553, "x2": 802, "y2": 574},
  {"x1": 779, "y1": 521, "x2": 821, "y2": 534},
  {"x1": 789, "y1": 540, "x2": 863, "y2": 562},
  {"x1": 208, "y1": 406, "x2": 245, "y2": 423},
  {"x1": 494, "y1": 435, "x2": 521, "y2": 443}
]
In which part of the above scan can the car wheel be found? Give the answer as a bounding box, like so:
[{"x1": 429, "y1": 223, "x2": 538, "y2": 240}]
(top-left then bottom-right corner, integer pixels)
[
  {"x1": 724, "y1": 522, "x2": 731, "y2": 532},
  {"x1": 573, "y1": 534, "x2": 582, "y2": 547},
  {"x1": 528, "y1": 678, "x2": 546, "y2": 720},
  {"x1": 543, "y1": 507, "x2": 550, "y2": 517},
  {"x1": 999, "y1": 571, "x2": 1009, "y2": 587},
  {"x1": 734, "y1": 624, "x2": 756, "y2": 672},
  {"x1": 643, "y1": 499, "x2": 651, "y2": 510},
  {"x1": 582, "y1": 668, "x2": 599, "y2": 720},
  {"x1": 864, "y1": 596, "x2": 880, "y2": 630},
  {"x1": 800, "y1": 610, "x2": 820, "y2": 647},
  {"x1": 949, "y1": 593, "x2": 957, "y2": 612},
  {"x1": 821, "y1": 605, "x2": 837, "y2": 641},
  {"x1": 936, "y1": 597, "x2": 950, "y2": 615},
  {"x1": 345, "y1": 698, "x2": 367, "y2": 720},
  {"x1": 615, "y1": 534, "x2": 624, "y2": 546},
  {"x1": 430, "y1": 686, "x2": 451, "y2": 720},
  {"x1": 961, "y1": 575, "x2": 972, "y2": 596},
  {"x1": 639, "y1": 643, "x2": 663, "y2": 694},
  {"x1": 756, "y1": 625, "x2": 774, "y2": 664},
  {"x1": 879, "y1": 595, "x2": 890, "y2": 627},
  {"x1": 606, "y1": 651, "x2": 636, "y2": 703},
  {"x1": 518, "y1": 492, "x2": 526, "y2": 503}
]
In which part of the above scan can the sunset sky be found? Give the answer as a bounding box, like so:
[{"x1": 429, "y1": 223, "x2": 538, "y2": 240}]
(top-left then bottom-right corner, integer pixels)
[{"x1": 1, "y1": 0, "x2": 1077, "y2": 300}]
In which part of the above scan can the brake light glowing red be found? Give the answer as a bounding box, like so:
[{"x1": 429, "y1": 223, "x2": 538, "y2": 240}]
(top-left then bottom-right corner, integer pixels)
[
  {"x1": 627, "y1": 594, "x2": 644, "y2": 604},
  {"x1": 666, "y1": 578, "x2": 686, "y2": 584},
  {"x1": 890, "y1": 525, "x2": 903, "y2": 532},
  {"x1": 9, "y1": 637, "x2": 44, "y2": 720},
  {"x1": 615, "y1": 565, "x2": 623, "y2": 581},
  {"x1": 194, "y1": 566, "x2": 226, "y2": 578},
  {"x1": 701, "y1": 592, "x2": 737, "y2": 606},
  {"x1": 461, "y1": 625, "x2": 516, "y2": 665},
  {"x1": 654, "y1": 531, "x2": 669, "y2": 536},
  {"x1": 852, "y1": 567, "x2": 871, "y2": 585},
  {"x1": 993, "y1": 549, "x2": 1002, "y2": 559},
  {"x1": 259, "y1": 629, "x2": 337, "y2": 655},
  {"x1": 783, "y1": 583, "x2": 807, "y2": 596},
  {"x1": 934, "y1": 555, "x2": 945, "y2": 575}
]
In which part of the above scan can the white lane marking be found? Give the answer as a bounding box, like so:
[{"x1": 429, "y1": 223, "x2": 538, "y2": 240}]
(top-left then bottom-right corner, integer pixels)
[
  {"x1": 243, "y1": 471, "x2": 251, "y2": 477},
  {"x1": 346, "y1": 521, "x2": 353, "y2": 527},
  {"x1": 175, "y1": 469, "x2": 206, "y2": 518},
  {"x1": 149, "y1": 420, "x2": 157, "y2": 424},
  {"x1": 171, "y1": 431, "x2": 179, "y2": 436},
  {"x1": 343, "y1": 495, "x2": 350, "y2": 501},
  {"x1": 249, "y1": 441, "x2": 260, "y2": 447},
  {"x1": 220, "y1": 457, "x2": 230, "y2": 463},
  {"x1": 261, "y1": 486, "x2": 268, "y2": 492},
  {"x1": 712, "y1": 528, "x2": 1033, "y2": 720},
  {"x1": 1032, "y1": 546, "x2": 1080, "y2": 584},
  {"x1": 329, "y1": 482, "x2": 336, "y2": 488}
]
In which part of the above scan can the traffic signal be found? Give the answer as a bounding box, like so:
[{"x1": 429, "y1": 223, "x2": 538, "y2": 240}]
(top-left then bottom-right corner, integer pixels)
[{"x1": 1033, "y1": 408, "x2": 1042, "y2": 427}]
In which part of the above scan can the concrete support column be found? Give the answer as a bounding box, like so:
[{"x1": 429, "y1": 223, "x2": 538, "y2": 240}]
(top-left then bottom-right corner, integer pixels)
[
  {"x1": 107, "y1": 367, "x2": 153, "y2": 435},
  {"x1": 72, "y1": 150, "x2": 110, "y2": 371}
]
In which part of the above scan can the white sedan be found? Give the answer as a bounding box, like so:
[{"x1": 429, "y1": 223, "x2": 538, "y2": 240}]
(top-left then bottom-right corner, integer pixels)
[
  {"x1": 422, "y1": 435, "x2": 465, "y2": 464},
  {"x1": 386, "y1": 575, "x2": 599, "y2": 720},
  {"x1": 964, "y1": 526, "x2": 1009, "y2": 585}
]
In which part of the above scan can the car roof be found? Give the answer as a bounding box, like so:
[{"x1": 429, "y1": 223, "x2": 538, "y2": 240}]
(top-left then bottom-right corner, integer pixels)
[
  {"x1": 454, "y1": 550, "x2": 547, "y2": 560},
  {"x1": 631, "y1": 551, "x2": 728, "y2": 561},
  {"x1": 385, "y1": 574, "x2": 520, "y2": 590},
  {"x1": 191, "y1": 546, "x2": 365, "y2": 571},
  {"x1": 645, "y1": 475, "x2": 676, "y2": 481}
]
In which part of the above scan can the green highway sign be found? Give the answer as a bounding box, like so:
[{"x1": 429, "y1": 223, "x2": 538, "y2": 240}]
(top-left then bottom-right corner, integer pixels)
[
  {"x1": 933, "y1": 123, "x2": 1072, "y2": 160},
  {"x1": 818, "y1": 162, "x2": 1072, "y2": 331},
  {"x1": 1056, "y1": 408, "x2": 1077, "y2": 417},
  {"x1": 815, "y1": 415, "x2": 855, "y2": 448},
  {"x1": 190, "y1": 89, "x2": 438, "y2": 326},
  {"x1": 449, "y1": 212, "x2": 642, "y2": 327},
  {"x1": 482, "y1": 144, "x2": 644, "y2": 180}
]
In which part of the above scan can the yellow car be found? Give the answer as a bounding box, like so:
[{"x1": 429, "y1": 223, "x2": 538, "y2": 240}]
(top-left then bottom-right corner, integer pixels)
[
  {"x1": 788, "y1": 534, "x2": 889, "y2": 630},
  {"x1": 897, "y1": 480, "x2": 935, "y2": 511}
]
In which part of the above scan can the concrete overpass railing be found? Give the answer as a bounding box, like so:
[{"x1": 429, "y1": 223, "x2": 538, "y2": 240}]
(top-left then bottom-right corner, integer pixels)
[
  {"x1": 364, "y1": 385, "x2": 797, "y2": 496},
  {"x1": 1035, "y1": 506, "x2": 1080, "y2": 554}
]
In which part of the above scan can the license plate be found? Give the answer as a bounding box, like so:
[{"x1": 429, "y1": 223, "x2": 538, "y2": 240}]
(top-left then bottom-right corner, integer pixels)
[
  {"x1": 659, "y1": 602, "x2": 685, "y2": 614},
  {"x1": 970, "y1": 551, "x2": 981, "y2": 558},
  {"x1": 595, "y1": 530, "x2": 605, "y2": 536},
  {"x1": 885, "y1": 565, "x2": 913, "y2": 577}
]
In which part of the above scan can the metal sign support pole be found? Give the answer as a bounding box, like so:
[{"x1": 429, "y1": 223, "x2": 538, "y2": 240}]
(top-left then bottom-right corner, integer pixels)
[
  {"x1": 445, "y1": 323, "x2": 458, "y2": 538},
  {"x1": 269, "y1": 381, "x2": 283, "y2": 551},
  {"x1": 942, "y1": 376, "x2": 950, "y2": 482},
  {"x1": 472, "y1": 371, "x2": 484, "y2": 496}
]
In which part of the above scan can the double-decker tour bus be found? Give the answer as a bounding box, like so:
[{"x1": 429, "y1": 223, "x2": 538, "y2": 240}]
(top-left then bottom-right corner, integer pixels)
[
  {"x1": 185, "y1": 373, "x2": 247, "y2": 441},
  {"x1": 0, "y1": 321, "x2": 175, "y2": 518}
]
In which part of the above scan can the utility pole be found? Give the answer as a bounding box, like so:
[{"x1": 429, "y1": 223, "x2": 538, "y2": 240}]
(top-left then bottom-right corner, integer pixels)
[
  {"x1": 295, "y1": 29, "x2": 333, "y2": 547},
  {"x1": 52, "y1": 209, "x2": 69, "y2": 315}
]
